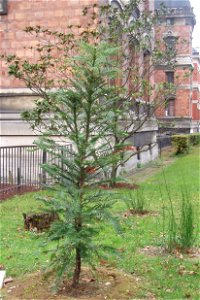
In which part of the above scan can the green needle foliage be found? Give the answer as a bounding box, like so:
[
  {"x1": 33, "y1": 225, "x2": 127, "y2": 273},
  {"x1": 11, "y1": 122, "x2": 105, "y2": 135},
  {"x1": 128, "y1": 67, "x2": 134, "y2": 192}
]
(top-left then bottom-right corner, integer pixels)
[
  {"x1": 2, "y1": 0, "x2": 177, "y2": 288},
  {"x1": 11, "y1": 41, "x2": 122, "y2": 288}
]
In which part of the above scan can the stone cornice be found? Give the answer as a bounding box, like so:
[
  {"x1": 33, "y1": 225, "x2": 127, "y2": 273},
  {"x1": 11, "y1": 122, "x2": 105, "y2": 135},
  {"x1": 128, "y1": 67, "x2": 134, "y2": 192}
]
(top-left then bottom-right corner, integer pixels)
[
  {"x1": 176, "y1": 56, "x2": 193, "y2": 66},
  {"x1": 0, "y1": 87, "x2": 57, "y2": 97},
  {"x1": 0, "y1": 88, "x2": 36, "y2": 96}
]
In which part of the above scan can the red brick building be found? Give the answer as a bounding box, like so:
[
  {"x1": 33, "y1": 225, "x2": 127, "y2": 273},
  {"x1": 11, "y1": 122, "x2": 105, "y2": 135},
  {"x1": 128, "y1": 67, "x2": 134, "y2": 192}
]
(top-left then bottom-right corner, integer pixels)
[
  {"x1": 0, "y1": 0, "x2": 98, "y2": 145},
  {"x1": 155, "y1": 0, "x2": 200, "y2": 133},
  {"x1": 0, "y1": 0, "x2": 199, "y2": 146},
  {"x1": 192, "y1": 48, "x2": 200, "y2": 122}
]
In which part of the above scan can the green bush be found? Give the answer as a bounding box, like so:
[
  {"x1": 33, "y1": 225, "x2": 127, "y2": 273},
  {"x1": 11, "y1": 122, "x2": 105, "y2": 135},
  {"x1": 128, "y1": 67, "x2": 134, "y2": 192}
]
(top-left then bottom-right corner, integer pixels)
[
  {"x1": 172, "y1": 135, "x2": 190, "y2": 154},
  {"x1": 189, "y1": 133, "x2": 200, "y2": 146},
  {"x1": 172, "y1": 133, "x2": 200, "y2": 154}
]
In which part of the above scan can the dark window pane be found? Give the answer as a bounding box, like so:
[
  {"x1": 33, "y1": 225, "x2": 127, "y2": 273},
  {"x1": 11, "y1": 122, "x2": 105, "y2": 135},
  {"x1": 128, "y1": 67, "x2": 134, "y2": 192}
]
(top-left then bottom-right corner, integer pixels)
[
  {"x1": 166, "y1": 18, "x2": 174, "y2": 25},
  {"x1": 0, "y1": 0, "x2": 7, "y2": 15},
  {"x1": 166, "y1": 72, "x2": 174, "y2": 83},
  {"x1": 165, "y1": 99, "x2": 175, "y2": 116}
]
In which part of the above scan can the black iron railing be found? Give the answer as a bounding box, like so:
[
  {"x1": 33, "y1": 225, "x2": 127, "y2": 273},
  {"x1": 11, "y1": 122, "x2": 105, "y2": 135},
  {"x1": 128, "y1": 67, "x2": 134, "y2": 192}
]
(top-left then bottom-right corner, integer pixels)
[
  {"x1": 157, "y1": 135, "x2": 172, "y2": 156},
  {"x1": 0, "y1": 144, "x2": 72, "y2": 200}
]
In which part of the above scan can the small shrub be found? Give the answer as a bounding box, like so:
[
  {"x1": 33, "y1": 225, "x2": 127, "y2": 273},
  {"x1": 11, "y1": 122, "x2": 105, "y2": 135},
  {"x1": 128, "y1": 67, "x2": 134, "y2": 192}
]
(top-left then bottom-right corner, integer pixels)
[
  {"x1": 189, "y1": 133, "x2": 200, "y2": 146},
  {"x1": 172, "y1": 133, "x2": 200, "y2": 155},
  {"x1": 172, "y1": 134, "x2": 190, "y2": 154}
]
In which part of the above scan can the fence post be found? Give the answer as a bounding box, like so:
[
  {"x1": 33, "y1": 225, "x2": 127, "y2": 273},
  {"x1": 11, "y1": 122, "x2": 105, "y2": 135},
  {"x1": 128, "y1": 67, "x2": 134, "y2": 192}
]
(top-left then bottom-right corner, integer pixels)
[
  {"x1": 17, "y1": 167, "x2": 21, "y2": 189},
  {"x1": 42, "y1": 150, "x2": 47, "y2": 185},
  {"x1": 9, "y1": 170, "x2": 13, "y2": 185},
  {"x1": 149, "y1": 144, "x2": 152, "y2": 159},
  {"x1": 159, "y1": 140, "x2": 162, "y2": 157},
  {"x1": 137, "y1": 146, "x2": 141, "y2": 168}
]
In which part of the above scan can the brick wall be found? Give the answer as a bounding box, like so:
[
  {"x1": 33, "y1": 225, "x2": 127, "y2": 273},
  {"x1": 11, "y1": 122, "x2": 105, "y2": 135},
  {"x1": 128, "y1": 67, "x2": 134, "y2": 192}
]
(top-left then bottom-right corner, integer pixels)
[
  {"x1": 192, "y1": 58, "x2": 200, "y2": 121},
  {"x1": 0, "y1": 0, "x2": 97, "y2": 89},
  {"x1": 0, "y1": 0, "x2": 198, "y2": 121},
  {"x1": 154, "y1": 10, "x2": 194, "y2": 119},
  {"x1": 192, "y1": 61, "x2": 200, "y2": 82}
]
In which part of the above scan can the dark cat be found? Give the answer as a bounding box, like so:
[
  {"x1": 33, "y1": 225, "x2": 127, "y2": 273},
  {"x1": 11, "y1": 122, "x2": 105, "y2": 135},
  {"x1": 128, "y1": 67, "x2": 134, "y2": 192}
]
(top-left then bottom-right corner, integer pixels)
[{"x1": 23, "y1": 212, "x2": 58, "y2": 232}]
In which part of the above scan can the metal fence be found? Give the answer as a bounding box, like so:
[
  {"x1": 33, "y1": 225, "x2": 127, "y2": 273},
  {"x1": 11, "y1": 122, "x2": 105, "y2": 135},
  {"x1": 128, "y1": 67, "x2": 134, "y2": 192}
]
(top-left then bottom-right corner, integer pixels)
[
  {"x1": 157, "y1": 135, "x2": 172, "y2": 156},
  {"x1": 0, "y1": 144, "x2": 72, "y2": 200},
  {"x1": 157, "y1": 135, "x2": 172, "y2": 148}
]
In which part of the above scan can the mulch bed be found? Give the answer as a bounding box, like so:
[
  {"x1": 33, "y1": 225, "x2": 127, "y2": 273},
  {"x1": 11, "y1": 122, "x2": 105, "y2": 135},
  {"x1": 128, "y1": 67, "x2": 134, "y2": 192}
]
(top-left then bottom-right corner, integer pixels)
[
  {"x1": 0, "y1": 184, "x2": 39, "y2": 201},
  {"x1": 122, "y1": 209, "x2": 160, "y2": 218},
  {"x1": 3, "y1": 267, "x2": 140, "y2": 300},
  {"x1": 0, "y1": 182, "x2": 139, "y2": 201}
]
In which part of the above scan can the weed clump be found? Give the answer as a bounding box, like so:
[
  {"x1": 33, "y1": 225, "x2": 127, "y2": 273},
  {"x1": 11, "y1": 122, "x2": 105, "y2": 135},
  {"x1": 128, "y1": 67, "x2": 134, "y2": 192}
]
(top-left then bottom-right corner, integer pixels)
[
  {"x1": 161, "y1": 180, "x2": 197, "y2": 253},
  {"x1": 124, "y1": 189, "x2": 146, "y2": 214}
]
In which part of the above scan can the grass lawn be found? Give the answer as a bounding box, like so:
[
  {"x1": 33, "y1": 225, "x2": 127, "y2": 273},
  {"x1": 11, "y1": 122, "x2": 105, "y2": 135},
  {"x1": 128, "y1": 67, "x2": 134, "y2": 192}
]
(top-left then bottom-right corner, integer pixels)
[{"x1": 0, "y1": 146, "x2": 199, "y2": 299}]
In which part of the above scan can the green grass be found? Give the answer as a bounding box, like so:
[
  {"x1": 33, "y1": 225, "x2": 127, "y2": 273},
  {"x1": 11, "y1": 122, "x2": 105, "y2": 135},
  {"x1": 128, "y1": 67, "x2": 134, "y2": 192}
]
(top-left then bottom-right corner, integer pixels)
[
  {"x1": 1, "y1": 146, "x2": 199, "y2": 299},
  {"x1": 0, "y1": 190, "x2": 51, "y2": 276}
]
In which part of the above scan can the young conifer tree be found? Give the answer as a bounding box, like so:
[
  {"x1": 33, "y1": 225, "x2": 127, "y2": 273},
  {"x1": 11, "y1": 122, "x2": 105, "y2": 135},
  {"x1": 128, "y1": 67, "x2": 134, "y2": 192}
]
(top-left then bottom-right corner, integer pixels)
[
  {"x1": 39, "y1": 42, "x2": 121, "y2": 287},
  {"x1": 6, "y1": 40, "x2": 122, "y2": 287},
  {"x1": 3, "y1": 0, "x2": 175, "y2": 286}
]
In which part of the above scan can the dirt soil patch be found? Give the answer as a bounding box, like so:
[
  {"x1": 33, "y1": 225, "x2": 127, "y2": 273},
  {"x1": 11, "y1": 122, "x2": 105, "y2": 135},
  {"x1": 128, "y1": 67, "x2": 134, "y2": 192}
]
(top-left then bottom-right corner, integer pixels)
[
  {"x1": 0, "y1": 184, "x2": 39, "y2": 201},
  {"x1": 2, "y1": 267, "x2": 141, "y2": 300},
  {"x1": 139, "y1": 246, "x2": 167, "y2": 257},
  {"x1": 122, "y1": 209, "x2": 159, "y2": 218},
  {"x1": 139, "y1": 246, "x2": 200, "y2": 260}
]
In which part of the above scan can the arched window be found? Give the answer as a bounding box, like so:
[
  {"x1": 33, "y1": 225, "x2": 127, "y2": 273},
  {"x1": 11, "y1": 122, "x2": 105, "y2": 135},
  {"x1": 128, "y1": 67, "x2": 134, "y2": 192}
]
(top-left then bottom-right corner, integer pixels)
[
  {"x1": 166, "y1": 71, "x2": 174, "y2": 83},
  {"x1": 108, "y1": 0, "x2": 123, "y2": 28},
  {"x1": 129, "y1": 7, "x2": 140, "y2": 24},
  {"x1": 110, "y1": 0, "x2": 123, "y2": 11}
]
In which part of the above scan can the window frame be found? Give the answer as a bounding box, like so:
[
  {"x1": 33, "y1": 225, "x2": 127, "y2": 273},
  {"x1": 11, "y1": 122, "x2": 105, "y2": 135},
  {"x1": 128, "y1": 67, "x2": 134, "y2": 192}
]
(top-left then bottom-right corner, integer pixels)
[
  {"x1": 165, "y1": 98, "x2": 175, "y2": 117},
  {"x1": 0, "y1": 0, "x2": 7, "y2": 15},
  {"x1": 166, "y1": 71, "x2": 174, "y2": 84}
]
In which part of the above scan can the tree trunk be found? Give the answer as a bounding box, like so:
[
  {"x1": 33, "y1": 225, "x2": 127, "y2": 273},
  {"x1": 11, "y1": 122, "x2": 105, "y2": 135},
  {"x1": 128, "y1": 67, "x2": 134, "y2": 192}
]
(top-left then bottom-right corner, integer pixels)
[
  {"x1": 72, "y1": 247, "x2": 81, "y2": 287},
  {"x1": 72, "y1": 209, "x2": 82, "y2": 287},
  {"x1": 72, "y1": 166, "x2": 84, "y2": 287},
  {"x1": 110, "y1": 165, "x2": 118, "y2": 187}
]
